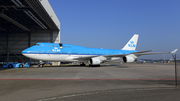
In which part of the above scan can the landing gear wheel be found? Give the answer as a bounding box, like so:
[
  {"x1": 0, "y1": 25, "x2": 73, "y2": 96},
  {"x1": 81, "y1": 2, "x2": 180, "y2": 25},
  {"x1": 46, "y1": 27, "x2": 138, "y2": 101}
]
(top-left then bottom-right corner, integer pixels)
[
  {"x1": 39, "y1": 60, "x2": 43, "y2": 68},
  {"x1": 89, "y1": 64, "x2": 100, "y2": 67},
  {"x1": 39, "y1": 64, "x2": 43, "y2": 67}
]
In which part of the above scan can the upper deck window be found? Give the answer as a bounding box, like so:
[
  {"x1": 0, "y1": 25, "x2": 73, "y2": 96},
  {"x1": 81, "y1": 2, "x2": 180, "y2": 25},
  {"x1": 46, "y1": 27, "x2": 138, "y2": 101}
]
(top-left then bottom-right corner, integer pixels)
[
  {"x1": 48, "y1": 45, "x2": 59, "y2": 47},
  {"x1": 63, "y1": 46, "x2": 71, "y2": 48}
]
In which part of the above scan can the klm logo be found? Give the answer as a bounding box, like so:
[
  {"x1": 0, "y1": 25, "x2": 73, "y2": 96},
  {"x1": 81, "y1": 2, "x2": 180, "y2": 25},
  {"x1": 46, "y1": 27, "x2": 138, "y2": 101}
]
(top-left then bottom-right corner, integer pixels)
[
  {"x1": 52, "y1": 47, "x2": 61, "y2": 52},
  {"x1": 128, "y1": 41, "x2": 135, "y2": 47}
]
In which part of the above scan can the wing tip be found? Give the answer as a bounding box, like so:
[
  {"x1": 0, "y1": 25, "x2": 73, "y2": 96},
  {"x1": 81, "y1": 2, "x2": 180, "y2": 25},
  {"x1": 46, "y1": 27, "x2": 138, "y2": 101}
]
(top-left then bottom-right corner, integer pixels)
[{"x1": 171, "y1": 49, "x2": 178, "y2": 53}]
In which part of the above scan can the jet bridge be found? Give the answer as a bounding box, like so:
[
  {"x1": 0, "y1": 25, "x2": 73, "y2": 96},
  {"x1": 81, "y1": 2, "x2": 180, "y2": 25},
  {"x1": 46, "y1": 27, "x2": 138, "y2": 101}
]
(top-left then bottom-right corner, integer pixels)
[{"x1": 0, "y1": 0, "x2": 60, "y2": 65}]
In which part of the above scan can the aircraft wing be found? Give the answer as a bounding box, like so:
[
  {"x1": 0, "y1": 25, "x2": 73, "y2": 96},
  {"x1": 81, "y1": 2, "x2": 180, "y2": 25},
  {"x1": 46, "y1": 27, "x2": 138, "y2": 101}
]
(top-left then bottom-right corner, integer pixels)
[
  {"x1": 73, "y1": 55, "x2": 99, "y2": 60},
  {"x1": 130, "y1": 50, "x2": 153, "y2": 54},
  {"x1": 105, "y1": 49, "x2": 178, "y2": 57},
  {"x1": 104, "y1": 50, "x2": 153, "y2": 57},
  {"x1": 134, "y1": 49, "x2": 178, "y2": 56},
  {"x1": 73, "y1": 49, "x2": 178, "y2": 60},
  {"x1": 134, "y1": 52, "x2": 172, "y2": 56}
]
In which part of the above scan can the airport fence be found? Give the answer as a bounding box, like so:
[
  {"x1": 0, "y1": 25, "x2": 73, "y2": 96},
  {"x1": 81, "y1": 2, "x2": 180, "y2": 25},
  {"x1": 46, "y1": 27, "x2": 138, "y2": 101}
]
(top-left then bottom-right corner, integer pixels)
[
  {"x1": 172, "y1": 54, "x2": 180, "y2": 87},
  {"x1": 176, "y1": 60, "x2": 180, "y2": 86}
]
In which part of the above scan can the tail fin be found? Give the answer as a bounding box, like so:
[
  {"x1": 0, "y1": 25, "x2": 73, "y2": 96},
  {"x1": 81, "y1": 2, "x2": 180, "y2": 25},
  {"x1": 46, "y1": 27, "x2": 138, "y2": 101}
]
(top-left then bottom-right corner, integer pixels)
[{"x1": 122, "y1": 34, "x2": 139, "y2": 50}]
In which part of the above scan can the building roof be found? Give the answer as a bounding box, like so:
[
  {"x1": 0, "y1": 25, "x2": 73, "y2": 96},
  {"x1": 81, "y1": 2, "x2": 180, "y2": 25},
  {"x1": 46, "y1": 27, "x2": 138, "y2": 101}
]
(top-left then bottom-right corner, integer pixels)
[{"x1": 0, "y1": 0, "x2": 60, "y2": 33}]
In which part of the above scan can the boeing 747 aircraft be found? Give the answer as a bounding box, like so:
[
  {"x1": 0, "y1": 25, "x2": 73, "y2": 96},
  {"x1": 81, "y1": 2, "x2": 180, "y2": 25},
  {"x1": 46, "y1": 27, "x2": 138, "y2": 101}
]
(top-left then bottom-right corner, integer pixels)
[{"x1": 22, "y1": 34, "x2": 177, "y2": 66}]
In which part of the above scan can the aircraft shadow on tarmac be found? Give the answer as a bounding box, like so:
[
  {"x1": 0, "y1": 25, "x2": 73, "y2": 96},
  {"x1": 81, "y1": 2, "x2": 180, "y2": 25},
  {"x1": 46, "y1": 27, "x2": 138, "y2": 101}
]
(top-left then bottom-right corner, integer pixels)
[
  {"x1": 102, "y1": 64, "x2": 128, "y2": 68},
  {"x1": 44, "y1": 64, "x2": 128, "y2": 68}
]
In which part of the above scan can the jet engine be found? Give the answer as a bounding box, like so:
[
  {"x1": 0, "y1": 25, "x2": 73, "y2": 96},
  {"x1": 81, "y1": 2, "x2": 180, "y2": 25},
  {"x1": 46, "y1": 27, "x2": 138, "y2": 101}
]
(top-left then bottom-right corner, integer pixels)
[
  {"x1": 123, "y1": 56, "x2": 135, "y2": 63},
  {"x1": 89, "y1": 58, "x2": 101, "y2": 65}
]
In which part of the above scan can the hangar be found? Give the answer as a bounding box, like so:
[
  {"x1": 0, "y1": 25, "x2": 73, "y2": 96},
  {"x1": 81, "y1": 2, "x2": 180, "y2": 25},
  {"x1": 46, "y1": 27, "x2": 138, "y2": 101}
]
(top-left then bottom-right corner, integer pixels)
[{"x1": 0, "y1": 0, "x2": 60, "y2": 65}]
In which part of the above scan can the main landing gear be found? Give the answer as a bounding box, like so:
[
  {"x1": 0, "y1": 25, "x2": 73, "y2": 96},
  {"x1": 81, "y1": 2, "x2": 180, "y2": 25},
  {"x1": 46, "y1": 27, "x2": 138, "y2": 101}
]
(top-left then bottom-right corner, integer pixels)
[
  {"x1": 89, "y1": 64, "x2": 100, "y2": 67},
  {"x1": 80, "y1": 62, "x2": 86, "y2": 66}
]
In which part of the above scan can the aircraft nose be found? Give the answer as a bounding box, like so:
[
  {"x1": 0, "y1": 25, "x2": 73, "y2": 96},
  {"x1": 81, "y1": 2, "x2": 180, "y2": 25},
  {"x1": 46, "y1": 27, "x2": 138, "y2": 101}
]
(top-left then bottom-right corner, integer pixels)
[
  {"x1": 21, "y1": 47, "x2": 32, "y2": 57},
  {"x1": 22, "y1": 48, "x2": 29, "y2": 54},
  {"x1": 22, "y1": 48, "x2": 34, "y2": 59}
]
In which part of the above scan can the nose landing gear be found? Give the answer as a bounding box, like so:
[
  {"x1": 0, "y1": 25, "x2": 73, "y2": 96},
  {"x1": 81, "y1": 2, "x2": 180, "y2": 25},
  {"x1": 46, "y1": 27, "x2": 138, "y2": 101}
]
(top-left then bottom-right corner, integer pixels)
[{"x1": 39, "y1": 60, "x2": 43, "y2": 67}]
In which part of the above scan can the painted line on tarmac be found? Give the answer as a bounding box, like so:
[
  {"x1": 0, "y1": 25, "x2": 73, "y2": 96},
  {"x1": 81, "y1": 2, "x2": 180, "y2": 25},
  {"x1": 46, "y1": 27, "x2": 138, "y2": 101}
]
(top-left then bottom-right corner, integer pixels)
[
  {"x1": 36, "y1": 87, "x2": 175, "y2": 101},
  {"x1": 0, "y1": 79, "x2": 179, "y2": 80}
]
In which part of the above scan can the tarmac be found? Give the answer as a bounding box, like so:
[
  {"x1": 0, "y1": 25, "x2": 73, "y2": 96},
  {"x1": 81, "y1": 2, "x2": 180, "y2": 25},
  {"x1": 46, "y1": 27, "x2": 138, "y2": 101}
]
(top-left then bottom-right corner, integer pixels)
[{"x1": 0, "y1": 63, "x2": 179, "y2": 101}]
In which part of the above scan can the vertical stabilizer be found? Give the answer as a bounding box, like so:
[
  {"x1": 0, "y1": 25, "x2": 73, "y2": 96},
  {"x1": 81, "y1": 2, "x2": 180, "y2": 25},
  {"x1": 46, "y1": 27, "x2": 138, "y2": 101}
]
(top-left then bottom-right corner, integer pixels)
[{"x1": 122, "y1": 34, "x2": 139, "y2": 50}]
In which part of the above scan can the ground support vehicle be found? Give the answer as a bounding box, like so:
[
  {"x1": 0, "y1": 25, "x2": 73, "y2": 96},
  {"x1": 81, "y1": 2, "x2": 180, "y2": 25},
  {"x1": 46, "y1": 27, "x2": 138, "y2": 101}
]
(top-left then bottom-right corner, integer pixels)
[{"x1": 3, "y1": 63, "x2": 30, "y2": 68}]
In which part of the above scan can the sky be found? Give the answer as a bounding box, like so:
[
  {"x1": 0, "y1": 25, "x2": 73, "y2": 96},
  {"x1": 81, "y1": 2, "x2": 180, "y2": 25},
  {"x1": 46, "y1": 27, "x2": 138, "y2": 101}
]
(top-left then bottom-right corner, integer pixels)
[{"x1": 49, "y1": 0, "x2": 180, "y2": 60}]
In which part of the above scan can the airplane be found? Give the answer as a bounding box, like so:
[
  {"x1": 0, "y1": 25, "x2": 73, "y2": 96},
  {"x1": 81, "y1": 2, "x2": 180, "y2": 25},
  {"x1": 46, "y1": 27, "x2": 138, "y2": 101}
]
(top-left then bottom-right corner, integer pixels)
[{"x1": 22, "y1": 34, "x2": 178, "y2": 67}]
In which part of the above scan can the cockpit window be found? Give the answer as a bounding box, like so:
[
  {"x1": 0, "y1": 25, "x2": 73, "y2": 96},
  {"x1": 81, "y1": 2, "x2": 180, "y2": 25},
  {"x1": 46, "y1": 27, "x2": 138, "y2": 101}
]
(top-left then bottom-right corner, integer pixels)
[{"x1": 59, "y1": 43, "x2": 63, "y2": 49}]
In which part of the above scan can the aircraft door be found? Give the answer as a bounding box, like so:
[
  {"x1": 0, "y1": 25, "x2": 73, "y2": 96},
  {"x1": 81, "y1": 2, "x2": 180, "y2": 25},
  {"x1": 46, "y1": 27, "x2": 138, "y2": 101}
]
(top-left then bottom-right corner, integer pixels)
[
  {"x1": 47, "y1": 50, "x2": 51, "y2": 56},
  {"x1": 68, "y1": 50, "x2": 71, "y2": 56}
]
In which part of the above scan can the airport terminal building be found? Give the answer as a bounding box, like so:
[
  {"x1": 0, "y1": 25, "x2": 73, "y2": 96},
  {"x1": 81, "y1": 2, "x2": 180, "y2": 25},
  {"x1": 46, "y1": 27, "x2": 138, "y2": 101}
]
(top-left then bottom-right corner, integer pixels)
[{"x1": 0, "y1": 0, "x2": 60, "y2": 65}]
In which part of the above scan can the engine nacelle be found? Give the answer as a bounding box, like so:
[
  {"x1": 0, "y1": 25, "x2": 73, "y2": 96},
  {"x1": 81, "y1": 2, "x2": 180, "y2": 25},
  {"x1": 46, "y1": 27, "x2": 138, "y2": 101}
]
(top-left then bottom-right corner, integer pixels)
[
  {"x1": 123, "y1": 56, "x2": 135, "y2": 63},
  {"x1": 88, "y1": 58, "x2": 101, "y2": 65}
]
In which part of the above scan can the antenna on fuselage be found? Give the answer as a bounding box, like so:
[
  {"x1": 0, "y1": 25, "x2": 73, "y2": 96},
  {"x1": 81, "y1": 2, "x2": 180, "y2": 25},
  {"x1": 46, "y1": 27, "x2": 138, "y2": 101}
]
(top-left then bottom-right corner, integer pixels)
[{"x1": 59, "y1": 43, "x2": 63, "y2": 49}]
